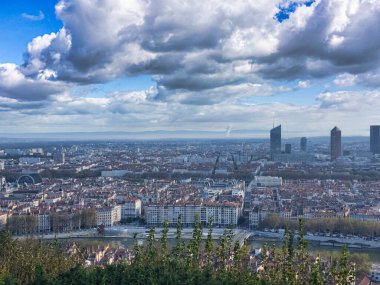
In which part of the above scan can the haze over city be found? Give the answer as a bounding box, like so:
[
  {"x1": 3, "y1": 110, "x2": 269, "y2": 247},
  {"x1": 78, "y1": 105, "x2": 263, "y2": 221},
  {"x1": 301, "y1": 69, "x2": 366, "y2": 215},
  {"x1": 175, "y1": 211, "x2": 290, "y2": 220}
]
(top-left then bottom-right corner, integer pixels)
[
  {"x1": 1, "y1": 0, "x2": 380, "y2": 137},
  {"x1": 4, "y1": 1, "x2": 380, "y2": 284}
]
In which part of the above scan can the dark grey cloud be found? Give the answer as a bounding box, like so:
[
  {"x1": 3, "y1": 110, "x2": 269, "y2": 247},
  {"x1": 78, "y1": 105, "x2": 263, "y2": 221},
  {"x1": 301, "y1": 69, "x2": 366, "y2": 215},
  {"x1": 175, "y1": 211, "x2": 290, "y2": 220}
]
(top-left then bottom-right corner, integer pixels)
[
  {"x1": 3, "y1": 0, "x2": 380, "y2": 120},
  {"x1": 41, "y1": 1, "x2": 380, "y2": 89},
  {"x1": 259, "y1": 0, "x2": 380, "y2": 80},
  {"x1": 20, "y1": 0, "x2": 279, "y2": 87},
  {"x1": 157, "y1": 73, "x2": 245, "y2": 91},
  {"x1": 0, "y1": 64, "x2": 68, "y2": 101}
]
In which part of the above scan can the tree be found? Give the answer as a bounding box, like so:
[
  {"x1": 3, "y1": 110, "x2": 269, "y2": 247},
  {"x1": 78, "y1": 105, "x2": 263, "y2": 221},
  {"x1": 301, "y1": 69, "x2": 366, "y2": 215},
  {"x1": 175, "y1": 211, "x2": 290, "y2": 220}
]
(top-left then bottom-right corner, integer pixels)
[
  {"x1": 160, "y1": 220, "x2": 169, "y2": 261},
  {"x1": 205, "y1": 217, "x2": 214, "y2": 266},
  {"x1": 259, "y1": 213, "x2": 281, "y2": 229},
  {"x1": 30, "y1": 264, "x2": 48, "y2": 285},
  {"x1": 310, "y1": 257, "x2": 323, "y2": 285},
  {"x1": 217, "y1": 227, "x2": 233, "y2": 271},
  {"x1": 146, "y1": 226, "x2": 156, "y2": 261},
  {"x1": 336, "y1": 246, "x2": 355, "y2": 285},
  {"x1": 350, "y1": 253, "x2": 370, "y2": 277},
  {"x1": 0, "y1": 220, "x2": 358, "y2": 285},
  {"x1": 81, "y1": 209, "x2": 96, "y2": 229},
  {"x1": 296, "y1": 219, "x2": 309, "y2": 283},
  {"x1": 189, "y1": 213, "x2": 202, "y2": 265},
  {"x1": 173, "y1": 215, "x2": 184, "y2": 260},
  {"x1": 282, "y1": 227, "x2": 296, "y2": 285}
]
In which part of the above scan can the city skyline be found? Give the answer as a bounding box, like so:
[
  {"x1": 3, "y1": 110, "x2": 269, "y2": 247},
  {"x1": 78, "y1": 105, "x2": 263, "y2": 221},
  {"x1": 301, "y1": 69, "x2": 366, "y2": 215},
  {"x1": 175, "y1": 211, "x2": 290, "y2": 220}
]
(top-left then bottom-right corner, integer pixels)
[
  {"x1": 0, "y1": 124, "x2": 378, "y2": 141},
  {"x1": 1, "y1": 1, "x2": 380, "y2": 136},
  {"x1": 2, "y1": 2, "x2": 380, "y2": 279}
]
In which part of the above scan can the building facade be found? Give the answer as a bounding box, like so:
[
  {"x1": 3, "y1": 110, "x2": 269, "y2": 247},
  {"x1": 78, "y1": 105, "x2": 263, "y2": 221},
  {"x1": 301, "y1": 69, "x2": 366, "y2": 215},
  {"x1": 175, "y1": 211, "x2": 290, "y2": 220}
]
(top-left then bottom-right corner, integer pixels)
[
  {"x1": 96, "y1": 206, "x2": 121, "y2": 227},
  {"x1": 285, "y1": 143, "x2": 291, "y2": 154},
  {"x1": 145, "y1": 202, "x2": 242, "y2": 227},
  {"x1": 121, "y1": 198, "x2": 142, "y2": 219},
  {"x1": 270, "y1": 125, "x2": 281, "y2": 157},
  {"x1": 370, "y1": 125, "x2": 380, "y2": 155},
  {"x1": 53, "y1": 151, "x2": 65, "y2": 164},
  {"x1": 330, "y1": 126, "x2": 342, "y2": 161},
  {"x1": 249, "y1": 210, "x2": 268, "y2": 227},
  {"x1": 37, "y1": 214, "x2": 51, "y2": 233},
  {"x1": 300, "y1": 137, "x2": 307, "y2": 152}
]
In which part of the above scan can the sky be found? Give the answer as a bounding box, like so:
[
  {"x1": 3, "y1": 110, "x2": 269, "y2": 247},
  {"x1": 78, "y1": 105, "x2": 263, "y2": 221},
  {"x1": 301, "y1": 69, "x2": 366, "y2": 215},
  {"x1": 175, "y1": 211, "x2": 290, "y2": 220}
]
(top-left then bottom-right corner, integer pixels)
[{"x1": 1, "y1": 0, "x2": 380, "y2": 138}]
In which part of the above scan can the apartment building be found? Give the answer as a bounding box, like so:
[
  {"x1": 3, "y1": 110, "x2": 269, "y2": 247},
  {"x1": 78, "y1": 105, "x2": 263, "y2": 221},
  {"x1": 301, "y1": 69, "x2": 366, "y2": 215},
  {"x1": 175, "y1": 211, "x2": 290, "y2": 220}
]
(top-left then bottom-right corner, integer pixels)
[
  {"x1": 146, "y1": 201, "x2": 241, "y2": 227},
  {"x1": 121, "y1": 198, "x2": 141, "y2": 219},
  {"x1": 37, "y1": 214, "x2": 51, "y2": 233},
  {"x1": 96, "y1": 205, "x2": 121, "y2": 227}
]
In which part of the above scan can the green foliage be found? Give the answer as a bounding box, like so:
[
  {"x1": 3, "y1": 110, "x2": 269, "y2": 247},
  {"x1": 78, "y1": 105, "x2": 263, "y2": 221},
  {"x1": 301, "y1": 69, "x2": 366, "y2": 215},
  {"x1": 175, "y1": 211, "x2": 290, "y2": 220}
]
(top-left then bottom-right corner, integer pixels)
[
  {"x1": 0, "y1": 217, "x2": 357, "y2": 285},
  {"x1": 205, "y1": 217, "x2": 214, "y2": 266},
  {"x1": 7, "y1": 209, "x2": 96, "y2": 236},
  {"x1": 336, "y1": 246, "x2": 356, "y2": 285},
  {"x1": 296, "y1": 219, "x2": 308, "y2": 281},
  {"x1": 30, "y1": 264, "x2": 49, "y2": 285},
  {"x1": 160, "y1": 220, "x2": 169, "y2": 263},
  {"x1": 310, "y1": 258, "x2": 323, "y2": 285},
  {"x1": 6, "y1": 215, "x2": 37, "y2": 235},
  {"x1": 0, "y1": 230, "x2": 77, "y2": 285},
  {"x1": 260, "y1": 214, "x2": 380, "y2": 237}
]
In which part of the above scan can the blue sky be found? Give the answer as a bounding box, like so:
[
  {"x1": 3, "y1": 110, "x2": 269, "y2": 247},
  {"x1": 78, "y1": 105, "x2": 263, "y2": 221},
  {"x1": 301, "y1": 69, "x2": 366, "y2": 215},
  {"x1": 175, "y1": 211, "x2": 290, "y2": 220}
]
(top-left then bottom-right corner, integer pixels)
[
  {"x1": 0, "y1": 0, "x2": 380, "y2": 137},
  {"x1": 0, "y1": 0, "x2": 61, "y2": 64}
]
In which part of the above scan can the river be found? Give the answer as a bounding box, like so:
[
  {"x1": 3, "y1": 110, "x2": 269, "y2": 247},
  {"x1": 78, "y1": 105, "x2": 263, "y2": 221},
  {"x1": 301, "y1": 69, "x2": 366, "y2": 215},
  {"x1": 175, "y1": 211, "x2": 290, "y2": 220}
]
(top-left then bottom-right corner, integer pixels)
[{"x1": 62, "y1": 235, "x2": 380, "y2": 263}]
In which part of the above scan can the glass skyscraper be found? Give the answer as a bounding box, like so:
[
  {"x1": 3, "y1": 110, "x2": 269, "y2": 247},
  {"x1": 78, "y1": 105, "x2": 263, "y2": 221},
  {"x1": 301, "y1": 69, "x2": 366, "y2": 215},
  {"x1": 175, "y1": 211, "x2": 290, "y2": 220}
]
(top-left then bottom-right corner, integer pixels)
[
  {"x1": 270, "y1": 125, "x2": 281, "y2": 156},
  {"x1": 330, "y1": 126, "x2": 342, "y2": 161},
  {"x1": 300, "y1": 137, "x2": 307, "y2": 152},
  {"x1": 370, "y1": 125, "x2": 380, "y2": 154}
]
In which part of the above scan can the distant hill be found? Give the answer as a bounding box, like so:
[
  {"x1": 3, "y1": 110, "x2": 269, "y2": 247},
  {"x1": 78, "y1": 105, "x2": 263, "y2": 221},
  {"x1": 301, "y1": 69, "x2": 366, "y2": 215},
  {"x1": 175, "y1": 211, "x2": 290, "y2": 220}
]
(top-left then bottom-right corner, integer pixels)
[{"x1": 0, "y1": 131, "x2": 370, "y2": 143}]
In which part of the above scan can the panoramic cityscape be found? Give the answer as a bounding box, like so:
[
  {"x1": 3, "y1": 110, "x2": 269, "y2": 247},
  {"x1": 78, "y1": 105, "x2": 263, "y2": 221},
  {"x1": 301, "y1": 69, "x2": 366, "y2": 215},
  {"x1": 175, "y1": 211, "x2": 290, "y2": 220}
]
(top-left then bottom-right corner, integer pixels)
[{"x1": 2, "y1": 0, "x2": 380, "y2": 284}]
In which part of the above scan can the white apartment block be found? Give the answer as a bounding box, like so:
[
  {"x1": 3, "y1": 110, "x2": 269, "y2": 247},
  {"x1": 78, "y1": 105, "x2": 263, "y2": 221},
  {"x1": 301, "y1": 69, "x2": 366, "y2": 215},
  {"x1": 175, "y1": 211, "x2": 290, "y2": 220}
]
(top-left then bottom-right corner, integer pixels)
[
  {"x1": 96, "y1": 205, "x2": 121, "y2": 227},
  {"x1": 249, "y1": 211, "x2": 260, "y2": 227},
  {"x1": 146, "y1": 202, "x2": 241, "y2": 227},
  {"x1": 19, "y1": 157, "x2": 41, "y2": 165},
  {"x1": 251, "y1": 176, "x2": 283, "y2": 187},
  {"x1": 249, "y1": 211, "x2": 268, "y2": 227},
  {"x1": 121, "y1": 198, "x2": 142, "y2": 219},
  {"x1": 37, "y1": 214, "x2": 51, "y2": 233}
]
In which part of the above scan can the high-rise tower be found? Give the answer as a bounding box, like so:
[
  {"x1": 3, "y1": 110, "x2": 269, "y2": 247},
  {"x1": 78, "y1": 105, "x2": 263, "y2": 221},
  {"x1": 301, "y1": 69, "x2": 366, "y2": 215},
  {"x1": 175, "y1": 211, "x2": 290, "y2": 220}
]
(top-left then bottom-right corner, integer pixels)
[
  {"x1": 330, "y1": 126, "x2": 342, "y2": 161},
  {"x1": 285, "y1": 143, "x2": 291, "y2": 154},
  {"x1": 53, "y1": 150, "x2": 65, "y2": 164},
  {"x1": 300, "y1": 137, "x2": 307, "y2": 152},
  {"x1": 270, "y1": 125, "x2": 281, "y2": 156},
  {"x1": 370, "y1": 125, "x2": 380, "y2": 155}
]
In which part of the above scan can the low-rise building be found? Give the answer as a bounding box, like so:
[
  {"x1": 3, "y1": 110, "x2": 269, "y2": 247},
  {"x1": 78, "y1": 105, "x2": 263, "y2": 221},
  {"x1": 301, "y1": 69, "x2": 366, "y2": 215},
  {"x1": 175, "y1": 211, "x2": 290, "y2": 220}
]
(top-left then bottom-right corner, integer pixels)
[
  {"x1": 96, "y1": 206, "x2": 121, "y2": 227},
  {"x1": 121, "y1": 198, "x2": 141, "y2": 219},
  {"x1": 37, "y1": 214, "x2": 51, "y2": 233},
  {"x1": 249, "y1": 210, "x2": 268, "y2": 227}
]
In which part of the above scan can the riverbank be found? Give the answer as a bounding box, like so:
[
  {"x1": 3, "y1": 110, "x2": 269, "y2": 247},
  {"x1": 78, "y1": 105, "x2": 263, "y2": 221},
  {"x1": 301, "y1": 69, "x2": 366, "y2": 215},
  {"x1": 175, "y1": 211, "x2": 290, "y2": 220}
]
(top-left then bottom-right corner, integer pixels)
[
  {"x1": 16, "y1": 225, "x2": 380, "y2": 249},
  {"x1": 253, "y1": 230, "x2": 380, "y2": 249}
]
